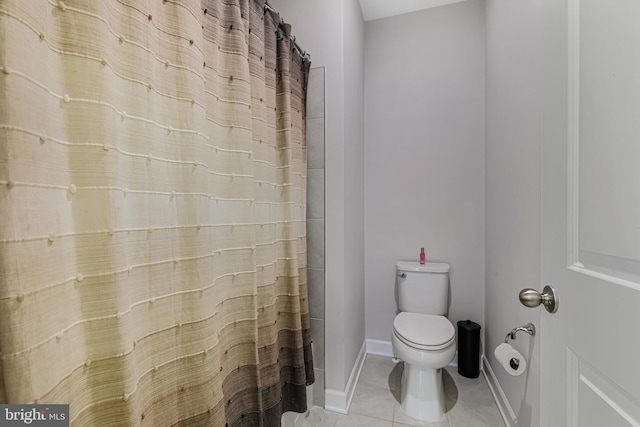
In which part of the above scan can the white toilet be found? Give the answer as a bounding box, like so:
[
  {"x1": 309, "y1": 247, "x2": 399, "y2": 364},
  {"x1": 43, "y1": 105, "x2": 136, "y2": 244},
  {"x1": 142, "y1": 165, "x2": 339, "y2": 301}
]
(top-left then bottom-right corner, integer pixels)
[{"x1": 392, "y1": 261, "x2": 456, "y2": 422}]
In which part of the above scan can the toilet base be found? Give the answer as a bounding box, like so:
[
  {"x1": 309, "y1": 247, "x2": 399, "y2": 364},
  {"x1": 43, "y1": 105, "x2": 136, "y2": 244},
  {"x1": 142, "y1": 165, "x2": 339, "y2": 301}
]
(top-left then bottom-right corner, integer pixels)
[{"x1": 400, "y1": 364, "x2": 445, "y2": 422}]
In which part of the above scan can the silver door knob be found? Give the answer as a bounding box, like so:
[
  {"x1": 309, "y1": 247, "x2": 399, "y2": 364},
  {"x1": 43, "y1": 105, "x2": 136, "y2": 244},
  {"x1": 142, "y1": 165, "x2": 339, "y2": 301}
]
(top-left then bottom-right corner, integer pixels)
[{"x1": 519, "y1": 285, "x2": 558, "y2": 314}]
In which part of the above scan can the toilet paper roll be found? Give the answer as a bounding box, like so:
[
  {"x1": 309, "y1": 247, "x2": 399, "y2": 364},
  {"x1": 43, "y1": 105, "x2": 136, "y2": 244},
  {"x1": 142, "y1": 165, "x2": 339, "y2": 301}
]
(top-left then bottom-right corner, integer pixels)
[{"x1": 494, "y1": 343, "x2": 527, "y2": 376}]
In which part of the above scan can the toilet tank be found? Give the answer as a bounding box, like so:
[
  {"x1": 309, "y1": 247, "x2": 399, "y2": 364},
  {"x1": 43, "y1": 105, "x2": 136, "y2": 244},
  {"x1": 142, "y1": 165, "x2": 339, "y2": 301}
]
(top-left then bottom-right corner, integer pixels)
[{"x1": 396, "y1": 261, "x2": 451, "y2": 315}]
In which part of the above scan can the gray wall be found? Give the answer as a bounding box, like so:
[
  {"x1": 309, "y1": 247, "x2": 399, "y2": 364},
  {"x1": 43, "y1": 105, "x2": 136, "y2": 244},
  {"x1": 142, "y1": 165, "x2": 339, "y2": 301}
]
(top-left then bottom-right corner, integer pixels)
[
  {"x1": 364, "y1": 0, "x2": 486, "y2": 344},
  {"x1": 484, "y1": 1, "x2": 541, "y2": 426},
  {"x1": 269, "y1": 0, "x2": 366, "y2": 395},
  {"x1": 343, "y1": 0, "x2": 366, "y2": 387},
  {"x1": 275, "y1": 1, "x2": 544, "y2": 424}
]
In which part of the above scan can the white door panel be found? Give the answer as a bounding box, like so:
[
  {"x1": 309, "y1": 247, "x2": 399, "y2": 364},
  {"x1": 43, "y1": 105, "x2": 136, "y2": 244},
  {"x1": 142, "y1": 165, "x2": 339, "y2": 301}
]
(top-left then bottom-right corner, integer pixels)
[
  {"x1": 573, "y1": 0, "x2": 640, "y2": 284},
  {"x1": 540, "y1": 0, "x2": 640, "y2": 425}
]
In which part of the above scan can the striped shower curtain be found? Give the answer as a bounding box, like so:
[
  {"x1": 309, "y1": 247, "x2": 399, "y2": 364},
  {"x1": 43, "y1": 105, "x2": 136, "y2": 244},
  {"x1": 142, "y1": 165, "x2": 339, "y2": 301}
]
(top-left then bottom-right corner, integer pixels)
[{"x1": 0, "y1": 0, "x2": 313, "y2": 425}]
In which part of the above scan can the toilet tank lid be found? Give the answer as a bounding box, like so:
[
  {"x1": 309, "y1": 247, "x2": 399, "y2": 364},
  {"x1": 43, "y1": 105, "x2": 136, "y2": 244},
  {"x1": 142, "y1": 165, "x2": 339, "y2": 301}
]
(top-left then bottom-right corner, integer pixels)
[{"x1": 397, "y1": 261, "x2": 450, "y2": 273}]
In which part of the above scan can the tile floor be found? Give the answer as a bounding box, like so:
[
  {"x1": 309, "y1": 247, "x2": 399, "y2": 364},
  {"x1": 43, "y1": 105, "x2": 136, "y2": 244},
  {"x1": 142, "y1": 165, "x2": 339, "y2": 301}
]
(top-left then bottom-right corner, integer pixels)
[{"x1": 302, "y1": 355, "x2": 505, "y2": 427}]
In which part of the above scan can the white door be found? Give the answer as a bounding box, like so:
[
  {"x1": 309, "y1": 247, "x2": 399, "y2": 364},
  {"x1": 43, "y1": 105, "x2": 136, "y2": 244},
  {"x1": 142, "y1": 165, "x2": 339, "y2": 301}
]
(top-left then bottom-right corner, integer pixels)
[{"x1": 538, "y1": 0, "x2": 640, "y2": 426}]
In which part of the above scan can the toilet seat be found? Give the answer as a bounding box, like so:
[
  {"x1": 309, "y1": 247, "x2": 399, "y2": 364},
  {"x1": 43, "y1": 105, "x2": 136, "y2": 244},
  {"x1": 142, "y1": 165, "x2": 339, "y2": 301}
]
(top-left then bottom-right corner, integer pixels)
[{"x1": 393, "y1": 312, "x2": 455, "y2": 351}]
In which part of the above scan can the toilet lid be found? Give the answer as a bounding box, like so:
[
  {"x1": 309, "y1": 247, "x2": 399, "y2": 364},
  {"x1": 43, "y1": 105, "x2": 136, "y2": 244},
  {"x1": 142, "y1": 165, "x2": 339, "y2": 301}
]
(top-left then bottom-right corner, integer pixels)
[{"x1": 393, "y1": 312, "x2": 455, "y2": 350}]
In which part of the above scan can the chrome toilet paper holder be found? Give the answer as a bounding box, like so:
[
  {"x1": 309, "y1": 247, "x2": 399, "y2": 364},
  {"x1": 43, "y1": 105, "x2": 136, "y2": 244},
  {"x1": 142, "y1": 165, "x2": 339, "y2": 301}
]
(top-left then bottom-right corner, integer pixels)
[{"x1": 504, "y1": 323, "x2": 536, "y2": 343}]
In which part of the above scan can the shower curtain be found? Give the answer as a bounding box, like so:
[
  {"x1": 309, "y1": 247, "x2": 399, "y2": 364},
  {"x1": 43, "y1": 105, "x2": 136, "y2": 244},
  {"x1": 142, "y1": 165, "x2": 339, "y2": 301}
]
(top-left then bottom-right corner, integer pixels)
[{"x1": 0, "y1": 0, "x2": 313, "y2": 425}]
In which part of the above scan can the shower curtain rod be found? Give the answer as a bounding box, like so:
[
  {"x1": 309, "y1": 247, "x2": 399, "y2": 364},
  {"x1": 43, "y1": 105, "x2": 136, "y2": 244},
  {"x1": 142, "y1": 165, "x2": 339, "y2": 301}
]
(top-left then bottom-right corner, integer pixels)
[{"x1": 264, "y1": 1, "x2": 312, "y2": 61}]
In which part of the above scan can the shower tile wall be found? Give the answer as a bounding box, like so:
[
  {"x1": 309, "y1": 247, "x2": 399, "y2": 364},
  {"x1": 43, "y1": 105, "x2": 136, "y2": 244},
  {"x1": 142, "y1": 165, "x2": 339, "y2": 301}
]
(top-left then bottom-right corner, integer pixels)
[{"x1": 306, "y1": 66, "x2": 325, "y2": 408}]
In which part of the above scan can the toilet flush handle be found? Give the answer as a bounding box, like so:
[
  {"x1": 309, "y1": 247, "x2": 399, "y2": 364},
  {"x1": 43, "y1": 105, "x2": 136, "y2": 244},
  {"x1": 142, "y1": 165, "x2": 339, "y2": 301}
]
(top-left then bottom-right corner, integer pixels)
[{"x1": 397, "y1": 273, "x2": 406, "y2": 279}]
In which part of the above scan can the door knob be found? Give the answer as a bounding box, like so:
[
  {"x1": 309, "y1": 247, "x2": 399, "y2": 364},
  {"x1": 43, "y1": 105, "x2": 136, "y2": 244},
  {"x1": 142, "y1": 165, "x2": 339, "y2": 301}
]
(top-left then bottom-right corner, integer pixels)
[{"x1": 519, "y1": 285, "x2": 558, "y2": 314}]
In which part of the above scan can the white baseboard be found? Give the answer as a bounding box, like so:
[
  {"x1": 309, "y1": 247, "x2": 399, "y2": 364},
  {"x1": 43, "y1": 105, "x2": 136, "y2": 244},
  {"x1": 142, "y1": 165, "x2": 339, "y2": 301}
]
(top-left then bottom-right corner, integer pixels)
[
  {"x1": 450, "y1": 350, "x2": 458, "y2": 367},
  {"x1": 324, "y1": 389, "x2": 348, "y2": 414},
  {"x1": 324, "y1": 340, "x2": 367, "y2": 414},
  {"x1": 366, "y1": 338, "x2": 460, "y2": 367},
  {"x1": 482, "y1": 355, "x2": 518, "y2": 427},
  {"x1": 365, "y1": 339, "x2": 393, "y2": 357}
]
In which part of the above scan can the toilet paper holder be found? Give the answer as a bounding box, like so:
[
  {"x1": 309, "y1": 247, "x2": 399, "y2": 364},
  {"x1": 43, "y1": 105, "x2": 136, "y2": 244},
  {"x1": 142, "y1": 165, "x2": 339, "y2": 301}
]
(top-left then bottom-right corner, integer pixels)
[{"x1": 504, "y1": 323, "x2": 536, "y2": 343}]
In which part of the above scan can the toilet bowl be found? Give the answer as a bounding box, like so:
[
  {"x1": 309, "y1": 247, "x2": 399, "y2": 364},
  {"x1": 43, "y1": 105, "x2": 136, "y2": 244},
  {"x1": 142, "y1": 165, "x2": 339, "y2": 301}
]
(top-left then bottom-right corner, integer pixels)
[
  {"x1": 392, "y1": 261, "x2": 456, "y2": 422},
  {"x1": 392, "y1": 312, "x2": 456, "y2": 422}
]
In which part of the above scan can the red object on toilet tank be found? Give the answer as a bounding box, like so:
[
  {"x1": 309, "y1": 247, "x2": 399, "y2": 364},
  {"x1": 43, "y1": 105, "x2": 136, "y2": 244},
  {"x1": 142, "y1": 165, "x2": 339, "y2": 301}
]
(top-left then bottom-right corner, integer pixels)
[{"x1": 419, "y1": 247, "x2": 425, "y2": 264}]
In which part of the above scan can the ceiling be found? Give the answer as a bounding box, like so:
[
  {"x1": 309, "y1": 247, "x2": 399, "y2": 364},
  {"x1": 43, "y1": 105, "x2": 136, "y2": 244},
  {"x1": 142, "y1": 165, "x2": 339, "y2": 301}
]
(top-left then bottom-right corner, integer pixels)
[{"x1": 358, "y1": 0, "x2": 468, "y2": 21}]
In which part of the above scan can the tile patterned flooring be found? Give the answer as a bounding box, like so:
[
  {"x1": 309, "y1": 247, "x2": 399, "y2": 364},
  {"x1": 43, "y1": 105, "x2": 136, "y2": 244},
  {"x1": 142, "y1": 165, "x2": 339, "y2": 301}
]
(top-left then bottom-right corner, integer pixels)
[{"x1": 302, "y1": 355, "x2": 505, "y2": 427}]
